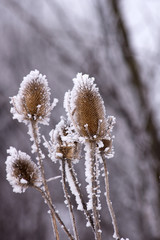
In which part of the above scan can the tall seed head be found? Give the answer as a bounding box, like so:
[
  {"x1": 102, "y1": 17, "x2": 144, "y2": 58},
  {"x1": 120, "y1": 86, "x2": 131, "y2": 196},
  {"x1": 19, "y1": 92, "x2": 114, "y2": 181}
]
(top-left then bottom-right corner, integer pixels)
[
  {"x1": 10, "y1": 70, "x2": 57, "y2": 125},
  {"x1": 64, "y1": 73, "x2": 107, "y2": 140}
]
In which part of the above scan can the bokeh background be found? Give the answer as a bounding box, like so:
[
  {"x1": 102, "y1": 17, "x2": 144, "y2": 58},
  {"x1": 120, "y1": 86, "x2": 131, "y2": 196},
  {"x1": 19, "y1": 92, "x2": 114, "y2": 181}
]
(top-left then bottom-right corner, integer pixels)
[{"x1": 0, "y1": 0, "x2": 160, "y2": 239}]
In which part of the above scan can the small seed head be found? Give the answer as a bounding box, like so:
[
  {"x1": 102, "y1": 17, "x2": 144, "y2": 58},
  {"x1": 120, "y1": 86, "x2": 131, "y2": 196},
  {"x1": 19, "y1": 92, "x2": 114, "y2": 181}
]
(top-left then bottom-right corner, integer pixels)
[
  {"x1": 47, "y1": 118, "x2": 80, "y2": 162},
  {"x1": 6, "y1": 147, "x2": 41, "y2": 193}
]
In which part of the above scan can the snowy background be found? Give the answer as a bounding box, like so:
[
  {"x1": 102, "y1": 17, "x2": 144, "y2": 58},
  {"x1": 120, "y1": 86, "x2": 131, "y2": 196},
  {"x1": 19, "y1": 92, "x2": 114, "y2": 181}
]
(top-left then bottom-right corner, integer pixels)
[{"x1": 0, "y1": 0, "x2": 160, "y2": 239}]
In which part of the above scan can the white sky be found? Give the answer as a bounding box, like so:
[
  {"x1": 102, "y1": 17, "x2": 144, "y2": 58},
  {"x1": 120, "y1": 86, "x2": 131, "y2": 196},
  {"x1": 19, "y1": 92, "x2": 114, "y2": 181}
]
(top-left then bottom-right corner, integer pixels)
[
  {"x1": 122, "y1": 0, "x2": 160, "y2": 53},
  {"x1": 122, "y1": 0, "x2": 160, "y2": 126}
]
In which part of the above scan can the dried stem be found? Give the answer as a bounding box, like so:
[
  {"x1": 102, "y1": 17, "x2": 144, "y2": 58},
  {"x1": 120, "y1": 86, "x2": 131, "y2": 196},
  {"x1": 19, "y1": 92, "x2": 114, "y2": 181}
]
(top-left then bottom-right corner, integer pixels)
[
  {"x1": 34, "y1": 186, "x2": 74, "y2": 240},
  {"x1": 31, "y1": 121, "x2": 59, "y2": 240},
  {"x1": 61, "y1": 159, "x2": 79, "y2": 240},
  {"x1": 89, "y1": 141, "x2": 102, "y2": 240},
  {"x1": 101, "y1": 153, "x2": 120, "y2": 240},
  {"x1": 66, "y1": 159, "x2": 95, "y2": 232}
]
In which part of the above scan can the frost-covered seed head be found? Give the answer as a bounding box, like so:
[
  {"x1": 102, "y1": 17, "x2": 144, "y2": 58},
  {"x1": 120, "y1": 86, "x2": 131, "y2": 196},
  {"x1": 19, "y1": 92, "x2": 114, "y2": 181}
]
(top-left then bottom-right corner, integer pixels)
[
  {"x1": 64, "y1": 73, "x2": 107, "y2": 141},
  {"x1": 6, "y1": 147, "x2": 42, "y2": 193},
  {"x1": 10, "y1": 70, "x2": 56, "y2": 125},
  {"x1": 48, "y1": 118, "x2": 80, "y2": 161}
]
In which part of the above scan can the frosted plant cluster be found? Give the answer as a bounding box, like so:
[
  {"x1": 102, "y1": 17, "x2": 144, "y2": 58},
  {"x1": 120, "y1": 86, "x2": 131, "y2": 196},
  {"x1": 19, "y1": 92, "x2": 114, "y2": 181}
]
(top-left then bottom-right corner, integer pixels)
[{"x1": 6, "y1": 70, "x2": 128, "y2": 240}]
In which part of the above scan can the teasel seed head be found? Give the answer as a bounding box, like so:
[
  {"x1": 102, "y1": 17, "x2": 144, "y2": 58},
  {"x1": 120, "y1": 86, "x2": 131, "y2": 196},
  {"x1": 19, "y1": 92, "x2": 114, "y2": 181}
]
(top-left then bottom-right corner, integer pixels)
[
  {"x1": 6, "y1": 147, "x2": 42, "y2": 193},
  {"x1": 46, "y1": 118, "x2": 80, "y2": 162},
  {"x1": 64, "y1": 73, "x2": 107, "y2": 141},
  {"x1": 10, "y1": 70, "x2": 58, "y2": 125}
]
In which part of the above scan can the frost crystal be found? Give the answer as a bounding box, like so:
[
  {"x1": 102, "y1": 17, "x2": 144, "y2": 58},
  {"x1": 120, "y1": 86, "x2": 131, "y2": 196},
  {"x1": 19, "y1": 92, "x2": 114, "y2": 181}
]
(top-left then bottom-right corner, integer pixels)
[
  {"x1": 65, "y1": 163, "x2": 83, "y2": 211},
  {"x1": 10, "y1": 69, "x2": 57, "y2": 125},
  {"x1": 84, "y1": 142, "x2": 93, "y2": 210},
  {"x1": 6, "y1": 147, "x2": 42, "y2": 193}
]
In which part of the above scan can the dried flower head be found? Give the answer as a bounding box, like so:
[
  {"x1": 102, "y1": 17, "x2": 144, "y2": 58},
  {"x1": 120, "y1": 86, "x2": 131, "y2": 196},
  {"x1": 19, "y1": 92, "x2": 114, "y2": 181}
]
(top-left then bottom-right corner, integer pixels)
[
  {"x1": 6, "y1": 147, "x2": 42, "y2": 193},
  {"x1": 10, "y1": 70, "x2": 58, "y2": 125},
  {"x1": 45, "y1": 118, "x2": 80, "y2": 162},
  {"x1": 98, "y1": 116, "x2": 116, "y2": 158},
  {"x1": 64, "y1": 73, "x2": 107, "y2": 140}
]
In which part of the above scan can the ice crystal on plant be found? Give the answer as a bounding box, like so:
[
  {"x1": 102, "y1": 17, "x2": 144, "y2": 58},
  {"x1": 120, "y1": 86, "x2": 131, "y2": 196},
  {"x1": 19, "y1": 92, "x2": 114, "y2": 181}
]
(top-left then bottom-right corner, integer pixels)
[
  {"x1": 84, "y1": 142, "x2": 93, "y2": 210},
  {"x1": 6, "y1": 147, "x2": 42, "y2": 193},
  {"x1": 10, "y1": 69, "x2": 58, "y2": 125},
  {"x1": 65, "y1": 163, "x2": 83, "y2": 211}
]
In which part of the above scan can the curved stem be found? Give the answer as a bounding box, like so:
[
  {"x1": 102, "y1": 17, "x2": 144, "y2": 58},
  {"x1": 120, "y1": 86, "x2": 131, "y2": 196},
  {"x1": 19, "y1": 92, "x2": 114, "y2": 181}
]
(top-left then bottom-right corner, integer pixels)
[
  {"x1": 61, "y1": 159, "x2": 79, "y2": 240},
  {"x1": 31, "y1": 121, "x2": 59, "y2": 240},
  {"x1": 35, "y1": 186, "x2": 74, "y2": 240},
  {"x1": 101, "y1": 153, "x2": 120, "y2": 240},
  {"x1": 66, "y1": 159, "x2": 95, "y2": 232}
]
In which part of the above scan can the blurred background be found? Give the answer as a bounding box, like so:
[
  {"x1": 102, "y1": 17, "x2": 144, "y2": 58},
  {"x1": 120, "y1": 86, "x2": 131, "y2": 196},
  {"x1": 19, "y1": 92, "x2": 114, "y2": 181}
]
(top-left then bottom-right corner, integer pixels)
[{"x1": 0, "y1": 0, "x2": 160, "y2": 239}]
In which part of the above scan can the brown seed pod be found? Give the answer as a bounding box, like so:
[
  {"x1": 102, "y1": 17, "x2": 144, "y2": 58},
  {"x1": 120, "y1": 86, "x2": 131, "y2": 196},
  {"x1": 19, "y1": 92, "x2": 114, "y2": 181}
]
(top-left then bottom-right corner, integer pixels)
[
  {"x1": 21, "y1": 79, "x2": 50, "y2": 120},
  {"x1": 65, "y1": 73, "x2": 107, "y2": 140},
  {"x1": 12, "y1": 158, "x2": 40, "y2": 187},
  {"x1": 6, "y1": 147, "x2": 41, "y2": 193},
  {"x1": 10, "y1": 70, "x2": 56, "y2": 124}
]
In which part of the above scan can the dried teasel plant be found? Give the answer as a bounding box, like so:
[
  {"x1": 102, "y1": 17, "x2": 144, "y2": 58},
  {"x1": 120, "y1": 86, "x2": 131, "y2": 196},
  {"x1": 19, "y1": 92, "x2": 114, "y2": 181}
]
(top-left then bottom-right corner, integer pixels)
[
  {"x1": 10, "y1": 69, "x2": 57, "y2": 125},
  {"x1": 44, "y1": 117, "x2": 95, "y2": 235},
  {"x1": 46, "y1": 118, "x2": 81, "y2": 240},
  {"x1": 6, "y1": 147, "x2": 42, "y2": 193},
  {"x1": 6, "y1": 70, "x2": 129, "y2": 240},
  {"x1": 64, "y1": 73, "x2": 107, "y2": 141},
  {"x1": 64, "y1": 73, "x2": 120, "y2": 240}
]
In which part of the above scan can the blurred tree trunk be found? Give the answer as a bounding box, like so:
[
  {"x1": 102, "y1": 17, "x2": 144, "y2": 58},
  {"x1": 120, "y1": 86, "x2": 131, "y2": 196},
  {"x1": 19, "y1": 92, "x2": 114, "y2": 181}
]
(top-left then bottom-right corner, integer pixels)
[{"x1": 97, "y1": 0, "x2": 160, "y2": 239}]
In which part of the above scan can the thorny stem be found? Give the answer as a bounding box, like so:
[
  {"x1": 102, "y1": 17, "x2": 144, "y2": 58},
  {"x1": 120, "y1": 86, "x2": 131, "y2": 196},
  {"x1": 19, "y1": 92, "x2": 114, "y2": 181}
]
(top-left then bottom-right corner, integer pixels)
[
  {"x1": 31, "y1": 121, "x2": 59, "y2": 240},
  {"x1": 61, "y1": 159, "x2": 79, "y2": 240},
  {"x1": 101, "y1": 153, "x2": 120, "y2": 240},
  {"x1": 66, "y1": 159, "x2": 95, "y2": 232},
  {"x1": 34, "y1": 186, "x2": 74, "y2": 240},
  {"x1": 89, "y1": 141, "x2": 102, "y2": 240}
]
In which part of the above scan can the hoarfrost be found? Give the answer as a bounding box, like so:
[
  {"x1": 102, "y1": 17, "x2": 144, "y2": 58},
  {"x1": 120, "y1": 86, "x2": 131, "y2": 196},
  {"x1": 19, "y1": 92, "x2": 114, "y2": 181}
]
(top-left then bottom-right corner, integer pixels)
[
  {"x1": 86, "y1": 221, "x2": 91, "y2": 227},
  {"x1": 84, "y1": 142, "x2": 93, "y2": 210},
  {"x1": 20, "y1": 178, "x2": 28, "y2": 184},
  {"x1": 10, "y1": 69, "x2": 57, "y2": 126},
  {"x1": 65, "y1": 163, "x2": 83, "y2": 211}
]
